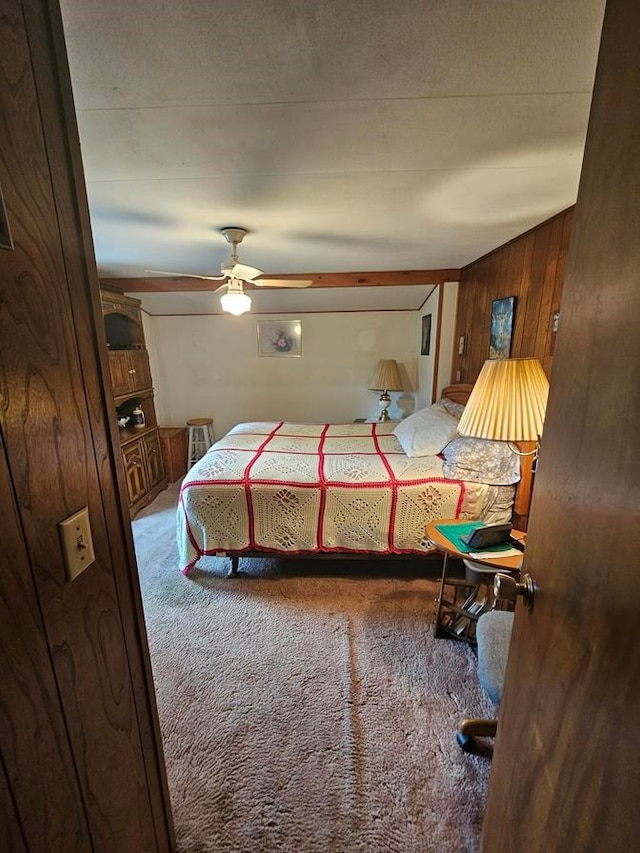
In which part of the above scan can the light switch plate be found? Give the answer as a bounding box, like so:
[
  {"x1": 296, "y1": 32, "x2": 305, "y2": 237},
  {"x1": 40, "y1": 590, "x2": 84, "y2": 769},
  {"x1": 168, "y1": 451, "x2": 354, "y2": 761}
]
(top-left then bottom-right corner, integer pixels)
[{"x1": 58, "y1": 507, "x2": 96, "y2": 581}]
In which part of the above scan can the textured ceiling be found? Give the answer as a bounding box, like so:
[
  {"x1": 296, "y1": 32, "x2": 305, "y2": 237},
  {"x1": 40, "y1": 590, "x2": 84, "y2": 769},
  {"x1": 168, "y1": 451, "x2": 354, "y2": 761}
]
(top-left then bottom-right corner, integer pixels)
[{"x1": 60, "y1": 0, "x2": 605, "y2": 293}]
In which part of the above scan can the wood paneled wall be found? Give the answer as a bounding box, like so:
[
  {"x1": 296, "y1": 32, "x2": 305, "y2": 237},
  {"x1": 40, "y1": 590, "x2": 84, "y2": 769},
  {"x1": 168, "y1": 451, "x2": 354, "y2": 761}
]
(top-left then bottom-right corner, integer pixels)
[
  {"x1": 0, "y1": 0, "x2": 173, "y2": 849},
  {"x1": 454, "y1": 208, "x2": 574, "y2": 384}
]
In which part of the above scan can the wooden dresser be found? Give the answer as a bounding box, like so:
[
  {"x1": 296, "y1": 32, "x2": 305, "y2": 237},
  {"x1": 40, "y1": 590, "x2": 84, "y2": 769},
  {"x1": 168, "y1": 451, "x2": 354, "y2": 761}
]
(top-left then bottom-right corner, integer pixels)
[
  {"x1": 159, "y1": 426, "x2": 188, "y2": 483},
  {"x1": 100, "y1": 286, "x2": 167, "y2": 515}
]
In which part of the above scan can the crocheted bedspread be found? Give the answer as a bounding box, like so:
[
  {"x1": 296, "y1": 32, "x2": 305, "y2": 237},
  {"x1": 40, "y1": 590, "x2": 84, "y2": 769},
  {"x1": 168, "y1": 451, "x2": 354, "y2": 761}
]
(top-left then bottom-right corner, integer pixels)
[{"x1": 177, "y1": 421, "x2": 513, "y2": 573}]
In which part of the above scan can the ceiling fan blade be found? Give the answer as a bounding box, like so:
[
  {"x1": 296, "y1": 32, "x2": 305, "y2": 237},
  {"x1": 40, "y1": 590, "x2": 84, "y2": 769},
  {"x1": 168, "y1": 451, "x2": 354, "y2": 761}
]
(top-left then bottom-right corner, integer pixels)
[
  {"x1": 253, "y1": 278, "x2": 313, "y2": 288},
  {"x1": 145, "y1": 269, "x2": 226, "y2": 281},
  {"x1": 231, "y1": 262, "x2": 264, "y2": 281},
  {"x1": 214, "y1": 282, "x2": 228, "y2": 293}
]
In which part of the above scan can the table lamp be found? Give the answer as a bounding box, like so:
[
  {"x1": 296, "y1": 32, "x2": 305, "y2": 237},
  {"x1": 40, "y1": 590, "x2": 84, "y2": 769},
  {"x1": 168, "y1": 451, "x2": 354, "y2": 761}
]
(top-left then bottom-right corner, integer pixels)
[
  {"x1": 457, "y1": 357, "x2": 549, "y2": 522},
  {"x1": 369, "y1": 359, "x2": 403, "y2": 421}
]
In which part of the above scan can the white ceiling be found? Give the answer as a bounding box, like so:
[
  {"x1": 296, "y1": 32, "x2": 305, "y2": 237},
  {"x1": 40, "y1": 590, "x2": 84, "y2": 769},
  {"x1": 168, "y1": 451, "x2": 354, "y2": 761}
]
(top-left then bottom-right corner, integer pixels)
[{"x1": 60, "y1": 0, "x2": 605, "y2": 308}]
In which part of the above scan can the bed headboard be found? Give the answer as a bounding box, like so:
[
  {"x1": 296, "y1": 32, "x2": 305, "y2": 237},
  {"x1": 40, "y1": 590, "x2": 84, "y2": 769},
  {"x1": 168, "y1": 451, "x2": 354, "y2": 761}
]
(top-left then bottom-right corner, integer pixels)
[
  {"x1": 441, "y1": 383, "x2": 474, "y2": 406},
  {"x1": 441, "y1": 382, "x2": 532, "y2": 531}
]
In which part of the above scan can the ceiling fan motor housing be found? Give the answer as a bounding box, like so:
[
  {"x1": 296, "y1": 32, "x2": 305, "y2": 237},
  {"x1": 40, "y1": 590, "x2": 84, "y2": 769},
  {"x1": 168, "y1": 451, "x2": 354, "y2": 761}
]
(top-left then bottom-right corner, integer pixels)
[{"x1": 220, "y1": 227, "x2": 247, "y2": 246}]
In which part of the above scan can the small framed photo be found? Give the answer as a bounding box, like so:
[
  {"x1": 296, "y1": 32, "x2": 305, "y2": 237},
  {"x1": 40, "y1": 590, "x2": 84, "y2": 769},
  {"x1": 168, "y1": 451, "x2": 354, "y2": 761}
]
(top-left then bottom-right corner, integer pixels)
[
  {"x1": 420, "y1": 313, "x2": 432, "y2": 355},
  {"x1": 0, "y1": 182, "x2": 14, "y2": 251},
  {"x1": 257, "y1": 320, "x2": 302, "y2": 357},
  {"x1": 489, "y1": 296, "x2": 516, "y2": 359}
]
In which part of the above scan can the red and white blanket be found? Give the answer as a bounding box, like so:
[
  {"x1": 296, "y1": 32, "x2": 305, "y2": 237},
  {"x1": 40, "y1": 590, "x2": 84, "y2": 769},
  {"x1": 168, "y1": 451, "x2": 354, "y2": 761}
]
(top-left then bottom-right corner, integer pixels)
[{"x1": 178, "y1": 421, "x2": 512, "y2": 573}]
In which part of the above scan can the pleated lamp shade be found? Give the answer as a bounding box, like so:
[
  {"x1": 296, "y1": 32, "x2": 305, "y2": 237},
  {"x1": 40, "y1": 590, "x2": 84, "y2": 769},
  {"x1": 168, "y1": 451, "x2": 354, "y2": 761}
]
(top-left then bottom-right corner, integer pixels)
[
  {"x1": 369, "y1": 359, "x2": 403, "y2": 392},
  {"x1": 457, "y1": 358, "x2": 549, "y2": 441}
]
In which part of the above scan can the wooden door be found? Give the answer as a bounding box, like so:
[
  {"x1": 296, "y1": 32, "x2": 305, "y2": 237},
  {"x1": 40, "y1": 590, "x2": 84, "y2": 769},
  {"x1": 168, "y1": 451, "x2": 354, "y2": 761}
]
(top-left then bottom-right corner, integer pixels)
[
  {"x1": 0, "y1": 436, "x2": 91, "y2": 850},
  {"x1": 130, "y1": 348, "x2": 153, "y2": 392},
  {"x1": 108, "y1": 349, "x2": 133, "y2": 396},
  {"x1": 123, "y1": 440, "x2": 149, "y2": 506},
  {"x1": 143, "y1": 429, "x2": 165, "y2": 490},
  {"x1": 0, "y1": 1, "x2": 173, "y2": 846},
  {"x1": 482, "y1": 2, "x2": 638, "y2": 849}
]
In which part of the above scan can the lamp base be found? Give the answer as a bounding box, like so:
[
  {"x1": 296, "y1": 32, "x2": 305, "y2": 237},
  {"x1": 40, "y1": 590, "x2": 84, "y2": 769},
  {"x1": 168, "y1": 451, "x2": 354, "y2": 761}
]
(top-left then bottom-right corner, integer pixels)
[{"x1": 377, "y1": 390, "x2": 392, "y2": 422}]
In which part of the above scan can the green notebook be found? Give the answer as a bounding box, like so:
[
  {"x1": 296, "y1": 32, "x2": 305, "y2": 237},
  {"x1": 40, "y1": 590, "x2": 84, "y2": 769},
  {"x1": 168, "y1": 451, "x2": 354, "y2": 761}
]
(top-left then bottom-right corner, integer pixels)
[{"x1": 435, "y1": 522, "x2": 513, "y2": 554}]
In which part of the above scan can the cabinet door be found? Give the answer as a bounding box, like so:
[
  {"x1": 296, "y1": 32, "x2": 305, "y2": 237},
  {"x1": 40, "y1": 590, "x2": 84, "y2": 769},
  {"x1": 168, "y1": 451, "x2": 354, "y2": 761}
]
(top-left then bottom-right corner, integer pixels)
[
  {"x1": 129, "y1": 349, "x2": 152, "y2": 392},
  {"x1": 122, "y1": 441, "x2": 148, "y2": 506},
  {"x1": 108, "y1": 350, "x2": 133, "y2": 397},
  {"x1": 142, "y1": 430, "x2": 165, "y2": 490}
]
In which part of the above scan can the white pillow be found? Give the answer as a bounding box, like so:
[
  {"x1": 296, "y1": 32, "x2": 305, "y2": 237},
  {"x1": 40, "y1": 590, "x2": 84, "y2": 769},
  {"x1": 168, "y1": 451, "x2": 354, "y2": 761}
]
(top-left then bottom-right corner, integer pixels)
[{"x1": 393, "y1": 405, "x2": 459, "y2": 457}]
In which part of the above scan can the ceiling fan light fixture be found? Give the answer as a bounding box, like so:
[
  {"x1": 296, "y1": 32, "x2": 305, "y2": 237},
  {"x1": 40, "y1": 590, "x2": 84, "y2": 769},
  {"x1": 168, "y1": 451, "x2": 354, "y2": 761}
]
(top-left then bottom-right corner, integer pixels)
[{"x1": 220, "y1": 290, "x2": 252, "y2": 316}]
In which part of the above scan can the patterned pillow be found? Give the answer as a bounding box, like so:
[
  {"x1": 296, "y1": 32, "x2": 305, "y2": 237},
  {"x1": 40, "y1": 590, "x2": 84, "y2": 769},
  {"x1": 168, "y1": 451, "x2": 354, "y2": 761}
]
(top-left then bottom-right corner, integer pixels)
[
  {"x1": 393, "y1": 406, "x2": 459, "y2": 457},
  {"x1": 438, "y1": 398, "x2": 466, "y2": 420},
  {"x1": 442, "y1": 435, "x2": 520, "y2": 485}
]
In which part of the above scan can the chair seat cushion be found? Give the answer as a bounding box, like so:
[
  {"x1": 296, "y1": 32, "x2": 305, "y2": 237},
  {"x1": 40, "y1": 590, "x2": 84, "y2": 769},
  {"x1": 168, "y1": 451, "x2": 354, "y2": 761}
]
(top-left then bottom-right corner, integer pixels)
[{"x1": 476, "y1": 610, "x2": 515, "y2": 705}]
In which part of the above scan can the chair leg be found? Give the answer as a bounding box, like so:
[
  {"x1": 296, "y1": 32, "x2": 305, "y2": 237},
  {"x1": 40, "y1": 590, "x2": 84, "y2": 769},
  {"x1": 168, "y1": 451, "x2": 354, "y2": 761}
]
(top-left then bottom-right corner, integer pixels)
[
  {"x1": 459, "y1": 718, "x2": 498, "y2": 738},
  {"x1": 457, "y1": 717, "x2": 498, "y2": 753},
  {"x1": 456, "y1": 730, "x2": 477, "y2": 752},
  {"x1": 187, "y1": 427, "x2": 196, "y2": 469}
]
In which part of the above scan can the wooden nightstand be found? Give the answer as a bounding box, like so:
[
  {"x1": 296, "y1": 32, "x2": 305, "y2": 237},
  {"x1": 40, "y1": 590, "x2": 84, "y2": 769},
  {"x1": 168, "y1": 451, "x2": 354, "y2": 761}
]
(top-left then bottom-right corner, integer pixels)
[{"x1": 426, "y1": 519, "x2": 525, "y2": 644}]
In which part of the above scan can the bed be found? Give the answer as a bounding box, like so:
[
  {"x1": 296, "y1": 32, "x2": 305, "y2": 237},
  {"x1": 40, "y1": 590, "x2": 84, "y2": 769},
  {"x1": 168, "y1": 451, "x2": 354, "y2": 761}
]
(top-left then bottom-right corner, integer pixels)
[{"x1": 177, "y1": 385, "x2": 520, "y2": 575}]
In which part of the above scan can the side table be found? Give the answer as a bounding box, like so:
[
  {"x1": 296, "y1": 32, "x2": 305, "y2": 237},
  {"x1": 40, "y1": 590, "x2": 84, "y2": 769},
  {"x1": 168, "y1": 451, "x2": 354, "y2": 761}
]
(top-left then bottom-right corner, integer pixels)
[
  {"x1": 353, "y1": 418, "x2": 401, "y2": 424},
  {"x1": 425, "y1": 519, "x2": 525, "y2": 644}
]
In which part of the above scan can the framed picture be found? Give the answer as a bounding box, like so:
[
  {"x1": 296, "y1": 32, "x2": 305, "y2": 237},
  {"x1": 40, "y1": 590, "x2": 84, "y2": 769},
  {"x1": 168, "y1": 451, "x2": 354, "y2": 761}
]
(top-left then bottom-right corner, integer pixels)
[
  {"x1": 489, "y1": 296, "x2": 516, "y2": 358},
  {"x1": 420, "y1": 313, "x2": 432, "y2": 355},
  {"x1": 0, "y1": 182, "x2": 14, "y2": 250},
  {"x1": 257, "y1": 320, "x2": 302, "y2": 357}
]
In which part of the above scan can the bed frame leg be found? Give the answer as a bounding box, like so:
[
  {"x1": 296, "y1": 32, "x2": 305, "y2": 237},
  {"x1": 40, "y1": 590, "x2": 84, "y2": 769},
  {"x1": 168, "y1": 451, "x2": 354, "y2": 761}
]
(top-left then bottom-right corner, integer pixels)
[{"x1": 227, "y1": 556, "x2": 239, "y2": 578}]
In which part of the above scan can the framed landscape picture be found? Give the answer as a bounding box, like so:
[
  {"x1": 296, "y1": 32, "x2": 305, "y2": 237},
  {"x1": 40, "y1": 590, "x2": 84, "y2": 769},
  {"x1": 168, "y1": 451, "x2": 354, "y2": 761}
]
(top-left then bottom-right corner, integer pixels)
[
  {"x1": 489, "y1": 296, "x2": 516, "y2": 358},
  {"x1": 420, "y1": 313, "x2": 432, "y2": 355},
  {"x1": 257, "y1": 320, "x2": 302, "y2": 357}
]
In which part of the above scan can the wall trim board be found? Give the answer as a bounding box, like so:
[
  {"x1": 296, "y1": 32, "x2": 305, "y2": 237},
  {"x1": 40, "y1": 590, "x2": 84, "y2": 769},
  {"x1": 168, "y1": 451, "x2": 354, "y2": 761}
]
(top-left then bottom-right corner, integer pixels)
[
  {"x1": 105, "y1": 269, "x2": 462, "y2": 293},
  {"x1": 431, "y1": 286, "x2": 444, "y2": 404},
  {"x1": 417, "y1": 284, "x2": 439, "y2": 313},
  {"x1": 436, "y1": 282, "x2": 459, "y2": 399}
]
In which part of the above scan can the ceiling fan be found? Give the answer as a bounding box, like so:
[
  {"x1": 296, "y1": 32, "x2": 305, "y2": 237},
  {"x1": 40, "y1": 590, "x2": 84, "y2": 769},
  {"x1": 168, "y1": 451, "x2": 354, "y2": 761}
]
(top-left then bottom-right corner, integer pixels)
[{"x1": 146, "y1": 227, "x2": 312, "y2": 315}]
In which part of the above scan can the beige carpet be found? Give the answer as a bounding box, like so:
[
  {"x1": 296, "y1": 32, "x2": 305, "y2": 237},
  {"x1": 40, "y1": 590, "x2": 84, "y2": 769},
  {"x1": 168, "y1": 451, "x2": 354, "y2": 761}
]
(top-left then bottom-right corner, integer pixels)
[{"x1": 132, "y1": 484, "x2": 493, "y2": 853}]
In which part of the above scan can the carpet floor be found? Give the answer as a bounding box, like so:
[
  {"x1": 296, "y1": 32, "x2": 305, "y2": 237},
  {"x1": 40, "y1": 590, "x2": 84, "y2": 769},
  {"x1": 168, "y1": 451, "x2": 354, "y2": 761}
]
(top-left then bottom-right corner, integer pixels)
[{"x1": 132, "y1": 484, "x2": 493, "y2": 853}]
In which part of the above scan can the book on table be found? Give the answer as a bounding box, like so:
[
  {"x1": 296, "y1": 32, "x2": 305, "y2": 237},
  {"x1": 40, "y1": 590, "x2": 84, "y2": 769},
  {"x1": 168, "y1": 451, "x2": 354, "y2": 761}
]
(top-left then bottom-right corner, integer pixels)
[{"x1": 435, "y1": 521, "x2": 514, "y2": 554}]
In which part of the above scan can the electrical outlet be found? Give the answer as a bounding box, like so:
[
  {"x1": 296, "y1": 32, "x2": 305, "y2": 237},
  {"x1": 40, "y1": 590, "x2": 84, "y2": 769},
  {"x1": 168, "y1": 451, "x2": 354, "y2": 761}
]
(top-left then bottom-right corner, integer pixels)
[{"x1": 58, "y1": 507, "x2": 95, "y2": 581}]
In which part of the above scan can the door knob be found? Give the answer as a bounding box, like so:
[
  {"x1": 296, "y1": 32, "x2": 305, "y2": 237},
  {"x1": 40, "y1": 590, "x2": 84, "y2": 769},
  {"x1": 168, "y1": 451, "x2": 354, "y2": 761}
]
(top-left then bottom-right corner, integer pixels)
[{"x1": 494, "y1": 572, "x2": 535, "y2": 610}]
